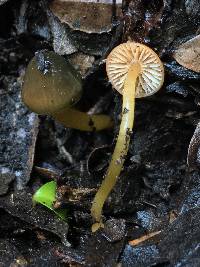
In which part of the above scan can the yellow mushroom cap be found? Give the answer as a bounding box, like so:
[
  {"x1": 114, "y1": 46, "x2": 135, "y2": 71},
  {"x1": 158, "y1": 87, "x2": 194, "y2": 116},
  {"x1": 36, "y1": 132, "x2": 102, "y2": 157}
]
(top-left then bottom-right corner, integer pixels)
[
  {"x1": 106, "y1": 42, "x2": 164, "y2": 98},
  {"x1": 22, "y1": 51, "x2": 82, "y2": 115}
]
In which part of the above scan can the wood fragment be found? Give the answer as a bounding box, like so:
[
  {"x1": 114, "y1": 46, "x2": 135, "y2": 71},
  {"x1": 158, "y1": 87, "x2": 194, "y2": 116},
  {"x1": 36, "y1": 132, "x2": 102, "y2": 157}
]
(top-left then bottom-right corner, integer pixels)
[{"x1": 129, "y1": 230, "x2": 161, "y2": 246}]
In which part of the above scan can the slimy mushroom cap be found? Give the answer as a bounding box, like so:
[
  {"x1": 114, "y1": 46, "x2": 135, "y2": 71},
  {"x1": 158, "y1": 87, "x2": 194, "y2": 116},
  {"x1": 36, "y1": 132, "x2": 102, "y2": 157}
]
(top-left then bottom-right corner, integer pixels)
[
  {"x1": 106, "y1": 42, "x2": 164, "y2": 98},
  {"x1": 22, "y1": 51, "x2": 82, "y2": 114}
]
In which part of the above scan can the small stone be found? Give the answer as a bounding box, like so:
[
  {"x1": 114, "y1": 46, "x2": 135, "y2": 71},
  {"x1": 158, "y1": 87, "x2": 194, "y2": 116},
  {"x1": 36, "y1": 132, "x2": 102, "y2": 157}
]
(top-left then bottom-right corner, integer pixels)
[{"x1": 103, "y1": 218, "x2": 126, "y2": 242}]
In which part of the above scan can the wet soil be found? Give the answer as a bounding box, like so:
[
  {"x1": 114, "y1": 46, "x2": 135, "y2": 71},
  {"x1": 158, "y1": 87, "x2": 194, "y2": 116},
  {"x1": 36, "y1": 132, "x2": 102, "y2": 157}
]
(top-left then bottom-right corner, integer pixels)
[{"x1": 0, "y1": 0, "x2": 200, "y2": 266}]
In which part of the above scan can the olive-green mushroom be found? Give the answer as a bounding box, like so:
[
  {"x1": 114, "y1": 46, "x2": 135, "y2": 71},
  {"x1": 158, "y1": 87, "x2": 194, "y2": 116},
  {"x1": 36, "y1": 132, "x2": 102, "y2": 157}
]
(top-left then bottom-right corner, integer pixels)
[{"x1": 22, "y1": 50, "x2": 112, "y2": 131}]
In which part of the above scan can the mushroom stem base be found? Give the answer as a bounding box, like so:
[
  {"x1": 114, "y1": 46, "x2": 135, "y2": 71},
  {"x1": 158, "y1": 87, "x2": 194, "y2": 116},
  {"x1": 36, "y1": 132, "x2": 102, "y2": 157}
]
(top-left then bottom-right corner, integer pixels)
[
  {"x1": 53, "y1": 108, "x2": 113, "y2": 131},
  {"x1": 91, "y1": 63, "x2": 141, "y2": 231}
]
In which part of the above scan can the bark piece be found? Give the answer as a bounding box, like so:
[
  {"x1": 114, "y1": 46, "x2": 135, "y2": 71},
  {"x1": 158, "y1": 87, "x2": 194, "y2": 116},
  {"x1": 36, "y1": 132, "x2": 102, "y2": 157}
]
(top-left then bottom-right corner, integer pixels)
[
  {"x1": 123, "y1": 0, "x2": 164, "y2": 43},
  {"x1": 187, "y1": 122, "x2": 200, "y2": 169},
  {"x1": 0, "y1": 78, "x2": 39, "y2": 190}
]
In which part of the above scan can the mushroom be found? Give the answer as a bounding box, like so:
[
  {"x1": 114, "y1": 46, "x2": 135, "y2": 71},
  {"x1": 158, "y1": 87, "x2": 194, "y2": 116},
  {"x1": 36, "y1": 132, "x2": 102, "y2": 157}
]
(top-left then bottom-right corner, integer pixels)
[
  {"x1": 22, "y1": 50, "x2": 113, "y2": 131},
  {"x1": 91, "y1": 42, "x2": 164, "y2": 231}
]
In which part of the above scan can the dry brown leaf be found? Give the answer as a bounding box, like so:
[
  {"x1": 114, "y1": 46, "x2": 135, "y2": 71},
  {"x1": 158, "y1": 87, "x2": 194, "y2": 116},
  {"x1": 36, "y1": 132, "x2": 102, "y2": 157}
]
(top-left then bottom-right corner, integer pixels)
[
  {"x1": 173, "y1": 35, "x2": 200, "y2": 73},
  {"x1": 50, "y1": 0, "x2": 122, "y2": 34}
]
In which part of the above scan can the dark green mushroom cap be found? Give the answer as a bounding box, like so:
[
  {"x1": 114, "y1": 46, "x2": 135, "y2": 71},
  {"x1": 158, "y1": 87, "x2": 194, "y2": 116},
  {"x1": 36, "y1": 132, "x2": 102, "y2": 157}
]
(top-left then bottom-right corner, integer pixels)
[{"x1": 22, "y1": 51, "x2": 82, "y2": 115}]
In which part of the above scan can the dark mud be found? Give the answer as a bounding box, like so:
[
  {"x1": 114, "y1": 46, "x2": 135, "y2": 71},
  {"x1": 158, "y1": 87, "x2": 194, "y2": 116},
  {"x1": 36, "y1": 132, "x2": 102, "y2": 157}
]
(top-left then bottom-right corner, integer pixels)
[{"x1": 0, "y1": 0, "x2": 200, "y2": 266}]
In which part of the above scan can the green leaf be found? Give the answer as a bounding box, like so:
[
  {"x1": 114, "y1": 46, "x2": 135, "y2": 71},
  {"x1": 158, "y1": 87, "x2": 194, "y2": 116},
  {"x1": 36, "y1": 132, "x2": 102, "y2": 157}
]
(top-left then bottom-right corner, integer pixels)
[{"x1": 33, "y1": 181, "x2": 67, "y2": 220}]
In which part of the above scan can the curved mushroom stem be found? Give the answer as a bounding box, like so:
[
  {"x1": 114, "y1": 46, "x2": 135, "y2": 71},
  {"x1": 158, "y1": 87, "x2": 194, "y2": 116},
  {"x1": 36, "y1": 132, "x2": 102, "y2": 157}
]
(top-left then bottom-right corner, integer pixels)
[
  {"x1": 91, "y1": 63, "x2": 141, "y2": 231},
  {"x1": 53, "y1": 108, "x2": 113, "y2": 131}
]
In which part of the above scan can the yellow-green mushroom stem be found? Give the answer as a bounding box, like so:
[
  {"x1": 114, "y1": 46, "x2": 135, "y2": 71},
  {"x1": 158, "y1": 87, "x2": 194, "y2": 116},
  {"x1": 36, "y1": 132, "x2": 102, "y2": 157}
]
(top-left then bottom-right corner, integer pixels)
[
  {"x1": 54, "y1": 107, "x2": 113, "y2": 132},
  {"x1": 91, "y1": 64, "x2": 140, "y2": 231},
  {"x1": 22, "y1": 50, "x2": 113, "y2": 132}
]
